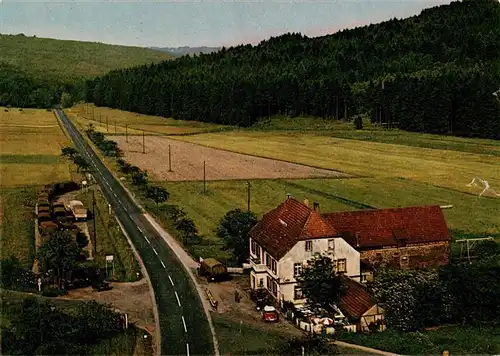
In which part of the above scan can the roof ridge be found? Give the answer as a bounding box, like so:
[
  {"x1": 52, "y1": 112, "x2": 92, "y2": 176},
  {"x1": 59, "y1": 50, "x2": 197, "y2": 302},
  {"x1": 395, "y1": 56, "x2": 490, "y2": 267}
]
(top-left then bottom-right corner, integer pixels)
[{"x1": 298, "y1": 210, "x2": 314, "y2": 238}]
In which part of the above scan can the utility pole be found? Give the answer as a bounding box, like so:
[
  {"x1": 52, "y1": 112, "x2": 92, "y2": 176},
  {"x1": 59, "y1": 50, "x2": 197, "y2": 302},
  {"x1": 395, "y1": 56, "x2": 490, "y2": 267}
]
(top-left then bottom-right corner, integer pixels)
[
  {"x1": 203, "y1": 160, "x2": 206, "y2": 194},
  {"x1": 247, "y1": 181, "x2": 251, "y2": 212},
  {"x1": 125, "y1": 124, "x2": 128, "y2": 142},
  {"x1": 142, "y1": 130, "x2": 145, "y2": 154},
  {"x1": 100, "y1": 113, "x2": 102, "y2": 124},
  {"x1": 92, "y1": 190, "x2": 97, "y2": 254},
  {"x1": 168, "y1": 144, "x2": 172, "y2": 172},
  {"x1": 114, "y1": 119, "x2": 117, "y2": 134},
  {"x1": 106, "y1": 117, "x2": 109, "y2": 132}
]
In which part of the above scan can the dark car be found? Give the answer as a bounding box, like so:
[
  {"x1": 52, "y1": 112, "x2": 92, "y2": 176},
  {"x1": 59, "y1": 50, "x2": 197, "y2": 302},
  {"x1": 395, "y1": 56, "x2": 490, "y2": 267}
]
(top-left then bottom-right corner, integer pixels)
[
  {"x1": 251, "y1": 289, "x2": 271, "y2": 311},
  {"x1": 92, "y1": 281, "x2": 112, "y2": 292}
]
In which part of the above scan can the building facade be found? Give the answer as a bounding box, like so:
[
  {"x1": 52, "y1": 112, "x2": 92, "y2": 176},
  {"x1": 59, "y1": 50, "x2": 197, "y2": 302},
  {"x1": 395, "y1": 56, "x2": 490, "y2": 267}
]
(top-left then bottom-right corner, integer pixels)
[{"x1": 248, "y1": 198, "x2": 360, "y2": 306}]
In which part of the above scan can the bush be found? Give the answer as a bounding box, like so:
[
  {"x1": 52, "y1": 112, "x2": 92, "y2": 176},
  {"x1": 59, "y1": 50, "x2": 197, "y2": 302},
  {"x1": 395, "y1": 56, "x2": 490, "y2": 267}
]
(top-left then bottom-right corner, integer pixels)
[
  {"x1": 42, "y1": 286, "x2": 68, "y2": 297},
  {"x1": 76, "y1": 231, "x2": 89, "y2": 248}
]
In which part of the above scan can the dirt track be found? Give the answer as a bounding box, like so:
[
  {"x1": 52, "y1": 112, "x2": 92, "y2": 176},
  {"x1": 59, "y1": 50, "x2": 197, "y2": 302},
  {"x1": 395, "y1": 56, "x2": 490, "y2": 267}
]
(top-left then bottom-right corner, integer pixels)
[{"x1": 110, "y1": 135, "x2": 349, "y2": 181}]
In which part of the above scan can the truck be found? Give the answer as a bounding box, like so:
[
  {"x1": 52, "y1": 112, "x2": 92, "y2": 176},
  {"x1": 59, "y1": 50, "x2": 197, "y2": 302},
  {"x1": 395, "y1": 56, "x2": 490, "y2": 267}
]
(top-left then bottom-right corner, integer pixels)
[
  {"x1": 68, "y1": 200, "x2": 87, "y2": 221},
  {"x1": 198, "y1": 258, "x2": 229, "y2": 282}
]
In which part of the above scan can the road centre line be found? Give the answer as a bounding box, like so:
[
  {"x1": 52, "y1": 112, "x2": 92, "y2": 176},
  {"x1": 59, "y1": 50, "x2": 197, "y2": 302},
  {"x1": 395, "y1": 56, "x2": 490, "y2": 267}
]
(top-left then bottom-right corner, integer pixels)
[
  {"x1": 186, "y1": 343, "x2": 190, "y2": 356},
  {"x1": 161, "y1": 261, "x2": 166, "y2": 268},
  {"x1": 169, "y1": 275, "x2": 175, "y2": 286},
  {"x1": 137, "y1": 226, "x2": 143, "y2": 233},
  {"x1": 181, "y1": 316, "x2": 187, "y2": 332},
  {"x1": 175, "y1": 291, "x2": 181, "y2": 306},
  {"x1": 153, "y1": 247, "x2": 158, "y2": 255},
  {"x1": 144, "y1": 236, "x2": 150, "y2": 244}
]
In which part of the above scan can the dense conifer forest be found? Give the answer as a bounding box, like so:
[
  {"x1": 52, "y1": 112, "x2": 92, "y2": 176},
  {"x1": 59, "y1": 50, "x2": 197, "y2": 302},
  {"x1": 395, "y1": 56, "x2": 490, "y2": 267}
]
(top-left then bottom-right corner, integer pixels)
[{"x1": 86, "y1": 0, "x2": 500, "y2": 139}]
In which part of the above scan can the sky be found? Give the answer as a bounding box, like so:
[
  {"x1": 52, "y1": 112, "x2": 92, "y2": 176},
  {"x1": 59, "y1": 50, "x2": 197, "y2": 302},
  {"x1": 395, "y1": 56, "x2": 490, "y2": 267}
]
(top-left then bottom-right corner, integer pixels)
[{"x1": 0, "y1": 0, "x2": 453, "y2": 48}]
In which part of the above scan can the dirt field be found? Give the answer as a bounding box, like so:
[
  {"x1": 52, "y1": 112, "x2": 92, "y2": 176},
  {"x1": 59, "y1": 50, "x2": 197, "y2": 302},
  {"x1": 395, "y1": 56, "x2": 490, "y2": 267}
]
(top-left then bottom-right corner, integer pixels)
[
  {"x1": 110, "y1": 135, "x2": 349, "y2": 181},
  {"x1": 57, "y1": 279, "x2": 156, "y2": 334}
]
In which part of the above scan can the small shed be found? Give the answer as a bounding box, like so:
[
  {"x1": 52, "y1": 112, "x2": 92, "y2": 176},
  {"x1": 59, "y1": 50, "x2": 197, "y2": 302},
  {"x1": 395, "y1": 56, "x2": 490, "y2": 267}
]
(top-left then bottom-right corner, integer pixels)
[
  {"x1": 338, "y1": 276, "x2": 385, "y2": 332},
  {"x1": 198, "y1": 258, "x2": 228, "y2": 282}
]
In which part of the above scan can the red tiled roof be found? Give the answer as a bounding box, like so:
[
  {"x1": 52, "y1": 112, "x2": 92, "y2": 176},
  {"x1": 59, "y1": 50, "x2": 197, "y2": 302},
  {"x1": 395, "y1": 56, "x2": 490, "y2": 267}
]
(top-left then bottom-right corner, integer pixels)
[
  {"x1": 338, "y1": 276, "x2": 375, "y2": 320},
  {"x1": 322, "y1": 205, "x2": 451, "y2": 249},
  {"x1": 249, "y1": 198, "x2": 337, "y2": 260}
]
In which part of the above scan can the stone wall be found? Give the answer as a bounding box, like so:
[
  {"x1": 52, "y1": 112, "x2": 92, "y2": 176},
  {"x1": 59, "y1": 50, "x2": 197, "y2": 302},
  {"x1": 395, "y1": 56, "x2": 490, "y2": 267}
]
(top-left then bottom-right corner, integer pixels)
[{"x1": 361, "y1": 241, "x2": 450, "y2": 270}]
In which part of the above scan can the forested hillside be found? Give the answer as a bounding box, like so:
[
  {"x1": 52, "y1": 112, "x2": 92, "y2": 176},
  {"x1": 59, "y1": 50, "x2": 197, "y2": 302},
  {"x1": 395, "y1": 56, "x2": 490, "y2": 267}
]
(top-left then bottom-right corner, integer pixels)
[
  {"x1": 0, "y1": 34, "x2": 171, "y2": 108},
  {"x1": 87, "y1": 0, "x2": 500, "y2": 139}
]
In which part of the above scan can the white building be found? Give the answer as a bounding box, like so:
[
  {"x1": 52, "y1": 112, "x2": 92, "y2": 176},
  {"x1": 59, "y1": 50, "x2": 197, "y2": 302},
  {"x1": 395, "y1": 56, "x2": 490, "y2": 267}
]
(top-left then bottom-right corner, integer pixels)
[{"x1": 248, "y1": 198, "x2": 360, "y2": 306}]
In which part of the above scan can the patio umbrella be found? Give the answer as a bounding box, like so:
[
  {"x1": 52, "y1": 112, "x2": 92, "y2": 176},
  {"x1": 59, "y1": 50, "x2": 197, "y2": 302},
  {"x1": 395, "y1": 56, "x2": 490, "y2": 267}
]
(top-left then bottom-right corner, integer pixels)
[{"x1": 319, "y1": 317, "x2": 334, "y2": 326}]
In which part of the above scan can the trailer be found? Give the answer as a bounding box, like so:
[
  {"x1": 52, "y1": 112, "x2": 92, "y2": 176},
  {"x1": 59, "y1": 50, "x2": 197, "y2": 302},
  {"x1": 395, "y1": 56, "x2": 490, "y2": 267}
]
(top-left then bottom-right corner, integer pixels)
[
  {"x1": 198, "y1": 258, "x2": 229, "y2": 282},
  {"x1": 68, "y1": 200, "x2": 87, "y2": 221}
]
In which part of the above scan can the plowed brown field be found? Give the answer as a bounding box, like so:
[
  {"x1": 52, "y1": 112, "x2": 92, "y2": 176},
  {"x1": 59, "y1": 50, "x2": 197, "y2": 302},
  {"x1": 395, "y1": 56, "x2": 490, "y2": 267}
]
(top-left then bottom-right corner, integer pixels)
[{"x1": 110, "y1": 135, "x2": 349, "y2": 181}]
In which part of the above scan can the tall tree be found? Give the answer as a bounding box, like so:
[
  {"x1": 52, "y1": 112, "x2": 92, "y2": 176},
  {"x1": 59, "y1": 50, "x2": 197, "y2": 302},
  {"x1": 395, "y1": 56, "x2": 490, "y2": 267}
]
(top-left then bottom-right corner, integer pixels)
[
  {"x1": 215, "y1": 209, "x2": 258, "y2": 264},
  {"x1": 297, "y1": 254, "x2": 345, "y2": 314},
  {"x1": 37, "y1": 230, "x2": 81, "y2": 288}
]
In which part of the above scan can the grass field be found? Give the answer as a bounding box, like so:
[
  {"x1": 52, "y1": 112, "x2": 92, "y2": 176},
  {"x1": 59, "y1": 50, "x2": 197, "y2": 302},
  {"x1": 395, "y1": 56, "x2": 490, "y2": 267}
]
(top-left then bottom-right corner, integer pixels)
[
  {"x1": 0, "y1": 107, "x2": 71, "y2": 187},
  {"x1": 0, "y1": 33, "x2": 171, "y2": 82},
  {"x1": 79, "y1": 187, "x2": 140, "y2": 282},
  {"x1": 251, "y1": 116, "x2": 500, "y2": 156},
  {"x1": 212, "y1": 313, "x2": 363, "y2": 355},
  {"x1": 155, "y1": 177, "x2": 499, "y2": 262},
  {"x1": 338, "y1": 324, "x2": 500, "y2": 355},
  {"x1": 173, "y1": 132, "x2": 500, "y2": 197},
  {"x1": 0, "y1": 188, "x2": 37, "y2": 267},
  {"x1": 67, "y1": 104, "x2": 230, "y2": 136},
  {"x1": 0, "y1": 108, "x2": 71, "y2": 268}
]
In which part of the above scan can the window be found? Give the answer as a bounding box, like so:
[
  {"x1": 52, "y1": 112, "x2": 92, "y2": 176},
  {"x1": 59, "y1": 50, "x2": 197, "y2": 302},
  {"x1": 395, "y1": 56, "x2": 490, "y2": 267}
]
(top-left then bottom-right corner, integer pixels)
[
  {"x1": 266, "y1": 254, "x2": 272, "y2": 268},
  {"x1": 251, "y1": 240, "x2": 256, "y2": 255},
  {"x1": 294, "y1": 286, "x2": 303, "y2": 300},
  {"x1": 271, "y1": 259, "x2": 277, "y2": 274},
  {"x1": 256, "y1": 246, "x2": 261, "y2": 259},
  {"x1": 258, "y1": 278, "x2": 264, "y2": 288},
  {"x1": 305, "y1": 240, "x2": 313, "y2": 252},
  {"x1": 328, "y1": 239, "x2": 335, "y2": 251},
  {"x1": 335, "y1": 259, "x2": 347, "y2": 273},
  {"x1": 294, "y1": 263, "x2": 302, "y2": 277},
  {"x1": 266, "y1": 276, "x2": 272, "y2": 290},
  {"x1": 271, "y1": 280, "x2": 278, "y2": 296}
]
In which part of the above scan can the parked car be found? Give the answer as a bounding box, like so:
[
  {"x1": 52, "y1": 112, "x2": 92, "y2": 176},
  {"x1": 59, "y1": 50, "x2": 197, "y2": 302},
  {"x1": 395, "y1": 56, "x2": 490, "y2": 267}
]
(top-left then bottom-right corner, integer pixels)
[
  {"x1": 92, "y1": 280, "x2": 112, "y2": 292},
  {"x1": 262, "y1": 305, "x2": 279, "y2": 322}
]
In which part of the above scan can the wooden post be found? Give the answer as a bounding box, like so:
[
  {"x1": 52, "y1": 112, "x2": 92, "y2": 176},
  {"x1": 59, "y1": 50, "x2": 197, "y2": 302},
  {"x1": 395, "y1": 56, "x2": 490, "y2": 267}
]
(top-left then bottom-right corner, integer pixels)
[
  {"x1": 168, "y1": 144, "x2": 172, "y2": 172},
  {"x1": 114, "y1": 119, "x2": 117, "y2": 134},
  {"x1": 203, "y1": 160, "x2": 206, "y2": 193},
  {"x1": 100, "y1": 113, "x2": 102, "y2": 124},
  {"x1": 142, "y1": 130, "x2": 145, "y2": 154},
  {"x1": 106, "y1": 117, "x2": 109, "y2": 132}
]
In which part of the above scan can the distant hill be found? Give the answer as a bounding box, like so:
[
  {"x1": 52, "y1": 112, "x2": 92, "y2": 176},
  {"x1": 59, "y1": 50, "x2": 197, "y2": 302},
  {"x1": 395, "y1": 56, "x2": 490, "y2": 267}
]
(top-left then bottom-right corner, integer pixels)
[
  {"x1": 0, "y1": 33, "x2": 172, "y2": 108},
  {"x1": 0, "y1": 34, "x2": 172, "y2": 82},
  {"x1": 88, "y1": 0, "x2": 500, "y2": 139},
  {"x1": 150, "y1": 46, "x2": 221, "y2": 57}
]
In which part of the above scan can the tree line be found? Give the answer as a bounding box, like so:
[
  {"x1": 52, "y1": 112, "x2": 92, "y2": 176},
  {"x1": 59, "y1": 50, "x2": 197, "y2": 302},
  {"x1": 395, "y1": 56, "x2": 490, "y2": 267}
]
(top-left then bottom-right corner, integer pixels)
[{"x1": 85, "y1": 0, "x2": 500, "y2": 139}]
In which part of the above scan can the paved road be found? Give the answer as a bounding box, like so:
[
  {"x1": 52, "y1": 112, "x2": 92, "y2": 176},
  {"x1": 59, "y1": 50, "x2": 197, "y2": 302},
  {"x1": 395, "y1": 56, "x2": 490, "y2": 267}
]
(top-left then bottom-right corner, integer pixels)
[{"x1": 55, "y1": 109, "x2": 215, "y2": 356}]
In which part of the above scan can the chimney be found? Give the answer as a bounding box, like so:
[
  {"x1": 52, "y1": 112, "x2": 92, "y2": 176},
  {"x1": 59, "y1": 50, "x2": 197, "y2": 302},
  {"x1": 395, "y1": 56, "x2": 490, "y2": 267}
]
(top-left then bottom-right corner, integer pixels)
[
  {"x1": 313, "y1": 202, "x2": 319, "y2": 212},
  {"x1": 303, "y1": 198, "x2": 309, "y2": 207},
  {"x1": 286, "y1": 193, "x2": 291, "y2": 200}
]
